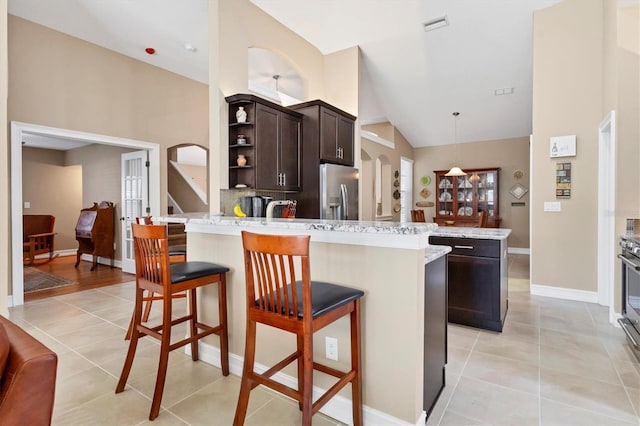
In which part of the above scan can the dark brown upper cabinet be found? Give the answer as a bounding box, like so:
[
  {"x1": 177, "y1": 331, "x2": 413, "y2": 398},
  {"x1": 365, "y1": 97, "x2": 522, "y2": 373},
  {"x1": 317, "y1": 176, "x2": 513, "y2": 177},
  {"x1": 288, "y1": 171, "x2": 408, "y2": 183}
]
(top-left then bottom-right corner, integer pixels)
[
  {"x1": 226, "y1": 94, "x2": 302, "y2": 191},
  {"x1": 290, "y1": 100, "x2": 356, "y2": 167}
]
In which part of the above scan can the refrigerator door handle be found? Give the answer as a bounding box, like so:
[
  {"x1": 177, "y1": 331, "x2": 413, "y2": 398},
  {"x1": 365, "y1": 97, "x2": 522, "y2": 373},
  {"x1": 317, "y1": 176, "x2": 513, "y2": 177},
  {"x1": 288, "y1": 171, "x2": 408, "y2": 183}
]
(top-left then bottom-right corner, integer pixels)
[{"x1": 340, "y1": 184, "x2": 348, "y2": 220}]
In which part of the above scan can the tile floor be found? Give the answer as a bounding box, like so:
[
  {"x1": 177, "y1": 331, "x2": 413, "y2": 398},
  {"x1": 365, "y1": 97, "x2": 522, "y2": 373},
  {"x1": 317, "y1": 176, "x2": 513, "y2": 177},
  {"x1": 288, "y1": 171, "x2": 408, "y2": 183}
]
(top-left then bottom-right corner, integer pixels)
[{"x1": 8, "y1": 254, "x2": 640, "y2": 425}]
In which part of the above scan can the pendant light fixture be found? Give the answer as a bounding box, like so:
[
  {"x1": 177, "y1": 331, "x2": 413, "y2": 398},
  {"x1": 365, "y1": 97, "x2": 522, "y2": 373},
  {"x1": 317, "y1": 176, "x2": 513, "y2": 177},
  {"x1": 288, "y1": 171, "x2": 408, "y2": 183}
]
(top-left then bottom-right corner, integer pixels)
[{"x1": 445, "y1": 112, "x2": 467, "y2": 177}]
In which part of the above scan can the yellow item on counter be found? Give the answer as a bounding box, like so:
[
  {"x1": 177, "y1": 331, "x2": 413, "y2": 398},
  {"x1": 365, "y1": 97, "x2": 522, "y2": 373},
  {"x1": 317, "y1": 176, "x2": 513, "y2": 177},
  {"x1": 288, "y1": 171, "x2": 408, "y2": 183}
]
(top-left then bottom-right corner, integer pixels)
[{"x1": 233, "y1": 204, "x2": 247, "y2": 217}]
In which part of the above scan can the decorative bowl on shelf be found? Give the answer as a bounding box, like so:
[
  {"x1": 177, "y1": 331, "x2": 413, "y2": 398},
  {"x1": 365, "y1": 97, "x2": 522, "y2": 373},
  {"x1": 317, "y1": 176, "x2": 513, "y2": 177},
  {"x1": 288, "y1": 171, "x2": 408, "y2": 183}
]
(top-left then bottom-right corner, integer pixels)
[{"x1": 445, "y1": 220, "x2": 455, "y2": 226}]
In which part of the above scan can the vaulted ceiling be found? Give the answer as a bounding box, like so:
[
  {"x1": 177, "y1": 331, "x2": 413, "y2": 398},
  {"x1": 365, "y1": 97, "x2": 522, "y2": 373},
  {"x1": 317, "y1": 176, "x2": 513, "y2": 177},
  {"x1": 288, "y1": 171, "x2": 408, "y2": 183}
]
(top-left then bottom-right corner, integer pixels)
[{"x1": 10, "y1": 0, "x2": 574, "y2": 149}]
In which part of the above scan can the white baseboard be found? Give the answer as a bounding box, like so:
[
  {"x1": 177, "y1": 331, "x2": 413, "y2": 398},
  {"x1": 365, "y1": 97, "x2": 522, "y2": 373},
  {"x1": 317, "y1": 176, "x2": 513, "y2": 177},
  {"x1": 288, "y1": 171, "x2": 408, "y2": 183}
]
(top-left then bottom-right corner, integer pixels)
[
  {"x1": 610, "y1": 311, "x2": 623, "y2": 327},
  {"x1": 31, "y1": 250, "x2": 122, "y2": 269},
  {"x1": 31, "y1": 248, "x2": 76, "y2": 260},
  {"x1": 186, "y1": 342, "x2": 424, "y2": 425},
  {"x1": 508, "y1": 247, "x2": 530, "y2": 255},
  {"x1": 530, "y1": 284, "x2": 598, "y2": 303}
]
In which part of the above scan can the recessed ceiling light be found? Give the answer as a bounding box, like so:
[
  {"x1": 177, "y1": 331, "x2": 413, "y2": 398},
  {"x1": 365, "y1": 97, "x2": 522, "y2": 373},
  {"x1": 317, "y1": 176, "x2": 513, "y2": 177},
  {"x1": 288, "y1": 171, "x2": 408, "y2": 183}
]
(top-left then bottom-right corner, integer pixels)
[
  {"x1": 423, "y1": 16, "x2": 449, "y2": 32},
  {"x1": 184, "y1": 43, "x2": 197, "y2": 52}
]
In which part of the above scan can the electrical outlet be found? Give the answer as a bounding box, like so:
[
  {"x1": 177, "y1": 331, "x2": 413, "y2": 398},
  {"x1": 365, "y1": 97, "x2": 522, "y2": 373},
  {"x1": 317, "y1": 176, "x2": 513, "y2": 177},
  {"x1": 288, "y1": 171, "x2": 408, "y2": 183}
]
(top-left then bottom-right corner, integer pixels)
[
  {"x1": 325, "y1": 336, "x2": 338, "y2": 361},
  {"x1": 23, "y1": 201, "x2": 30, "y2": 209}
]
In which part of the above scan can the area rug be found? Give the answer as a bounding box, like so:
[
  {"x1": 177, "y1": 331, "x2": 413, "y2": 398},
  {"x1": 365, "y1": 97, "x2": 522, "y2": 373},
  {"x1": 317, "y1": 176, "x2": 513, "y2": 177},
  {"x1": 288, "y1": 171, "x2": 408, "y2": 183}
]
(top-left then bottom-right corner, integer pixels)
[{"x1": 23, "y1": 267, "x2": 78, "y2": 293}]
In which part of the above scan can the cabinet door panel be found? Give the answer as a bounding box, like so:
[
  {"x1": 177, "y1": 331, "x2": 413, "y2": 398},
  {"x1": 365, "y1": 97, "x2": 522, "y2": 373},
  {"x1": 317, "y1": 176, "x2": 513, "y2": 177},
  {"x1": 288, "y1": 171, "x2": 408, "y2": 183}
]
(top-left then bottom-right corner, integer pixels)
[
  {"x1": 337, "y1": 115, "x2": 354, "y2": 165},
  {"x1": 319, "y1": 108, "x2": 338, "y2": 162},
  {"x1": 279, "y1": 113, "x2": 301, "y2": 190},
  {"x1": 255, "y1": 104, "x2": 279, "y2": 190},
  {"x1": 447, "y1": 254, "x2": 501, "y2": 329}
]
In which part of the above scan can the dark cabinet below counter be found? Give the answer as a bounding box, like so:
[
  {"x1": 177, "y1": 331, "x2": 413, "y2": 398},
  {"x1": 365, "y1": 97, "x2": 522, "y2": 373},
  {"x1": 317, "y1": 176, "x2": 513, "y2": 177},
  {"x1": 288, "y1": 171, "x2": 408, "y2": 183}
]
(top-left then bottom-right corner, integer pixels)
[
  {"x1": 429, "y1": 236, "x2": 508, "y2": 332},
  {"x1": 424, "y1": 254, "x2": 447, "y2": 418}
]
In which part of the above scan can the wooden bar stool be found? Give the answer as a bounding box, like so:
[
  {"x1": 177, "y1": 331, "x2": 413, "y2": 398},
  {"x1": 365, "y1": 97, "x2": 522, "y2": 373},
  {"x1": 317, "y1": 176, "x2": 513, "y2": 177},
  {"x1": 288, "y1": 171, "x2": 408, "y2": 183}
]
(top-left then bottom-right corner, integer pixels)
[
  {"x1": 234, "y1": 231, "x2": 364, "y2": 425},
  {"x1": 116, "y1": 224, "x2": 230, "y2": 420},
  {"x1": 124, "y1": 217, "x2": 188, "y2": 340}
]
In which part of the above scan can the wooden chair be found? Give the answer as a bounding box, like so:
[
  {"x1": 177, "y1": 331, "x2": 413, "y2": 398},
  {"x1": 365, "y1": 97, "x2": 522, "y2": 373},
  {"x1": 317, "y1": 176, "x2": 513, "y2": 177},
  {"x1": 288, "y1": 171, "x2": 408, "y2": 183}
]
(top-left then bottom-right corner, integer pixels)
[
  {"x1": 22, "y1": 215, "x2": 57, "y2": 265},
  {"x1": 116, "y1": 224, "x2": 230, "y2": 420},
  {"x1": 234, "y1": 231, "x2": 364, "y2": 426},
  {"x1": 411, "y1": 209, "x2": 426, "y2": 222},
  {"x1": 476, "y1": 210, "x2": 488, "y2": 228},
  {"x1": 137, "y1": 216, "x2": 187, "y2": 261},
  {"x1": 124, "y1": 217, "x2": 188, "y2": 340}
]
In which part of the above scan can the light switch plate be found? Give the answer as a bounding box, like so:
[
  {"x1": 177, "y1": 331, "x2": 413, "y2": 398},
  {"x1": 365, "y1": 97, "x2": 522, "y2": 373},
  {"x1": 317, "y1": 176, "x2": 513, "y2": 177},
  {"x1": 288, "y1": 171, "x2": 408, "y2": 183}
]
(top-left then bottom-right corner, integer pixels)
[
  {"x1": 544, "y1": 201, "x2": 561, "y2": 212},
  {"x1": 23, "y1": 201, "x2": 30, "y2": 209}
]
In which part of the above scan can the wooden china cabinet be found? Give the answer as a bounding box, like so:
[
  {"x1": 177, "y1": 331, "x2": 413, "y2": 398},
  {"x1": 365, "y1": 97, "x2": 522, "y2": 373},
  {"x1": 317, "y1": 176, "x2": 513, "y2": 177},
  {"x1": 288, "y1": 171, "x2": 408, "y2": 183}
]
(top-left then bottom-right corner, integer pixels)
[{"x1": 433, "y1": 167, "x2": 501, "y2": 228}]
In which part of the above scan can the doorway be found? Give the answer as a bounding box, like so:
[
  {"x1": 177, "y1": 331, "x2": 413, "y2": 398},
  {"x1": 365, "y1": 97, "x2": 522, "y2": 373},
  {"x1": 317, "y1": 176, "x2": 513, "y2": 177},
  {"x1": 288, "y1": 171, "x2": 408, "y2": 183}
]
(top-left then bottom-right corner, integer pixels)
[{"x1": 11, "y1": 121, "x2": 161, "y2": 306}]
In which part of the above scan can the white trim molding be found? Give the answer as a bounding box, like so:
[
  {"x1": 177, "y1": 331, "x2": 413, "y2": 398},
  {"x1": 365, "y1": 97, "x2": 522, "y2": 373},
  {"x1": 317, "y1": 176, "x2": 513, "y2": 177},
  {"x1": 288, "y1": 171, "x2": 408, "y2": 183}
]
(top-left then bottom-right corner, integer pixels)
[
  {"x1": 508, "y1": 247, "x2": 530, "y2": 255},
  {"x1": 530, "y1": 284, "x2": 598, "y2": 303},
  {"x1": 361, "y1": 130, "x2": 395, "y2": 149},
  {"x1": 188, "y1": 342, "x2": 426, "y2": 425}
]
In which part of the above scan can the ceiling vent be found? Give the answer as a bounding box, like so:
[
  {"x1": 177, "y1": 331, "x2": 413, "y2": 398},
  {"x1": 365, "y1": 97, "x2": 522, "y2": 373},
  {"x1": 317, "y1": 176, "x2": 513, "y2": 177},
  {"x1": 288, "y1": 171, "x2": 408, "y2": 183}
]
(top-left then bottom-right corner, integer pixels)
[
  {"x1": 494, "y1": 87, "x2": 515, "y2": 96},
  {"x1": 423, "y1": 16, "x2": 449, "y2": 32}
]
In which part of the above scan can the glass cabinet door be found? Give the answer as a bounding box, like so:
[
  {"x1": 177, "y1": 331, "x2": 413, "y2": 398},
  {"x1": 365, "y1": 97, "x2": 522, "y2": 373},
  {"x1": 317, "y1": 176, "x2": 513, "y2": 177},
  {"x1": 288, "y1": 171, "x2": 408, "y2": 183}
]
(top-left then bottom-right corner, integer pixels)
[
  {"x1": 476, "y1": 170, "x2": 497, "y2": 218},
  {"x1": 437, "y1": 175, "x2": 454, "y2": 216},
  {"x1": 456, "y1": 174, "x2": 473, "y2": 218}
]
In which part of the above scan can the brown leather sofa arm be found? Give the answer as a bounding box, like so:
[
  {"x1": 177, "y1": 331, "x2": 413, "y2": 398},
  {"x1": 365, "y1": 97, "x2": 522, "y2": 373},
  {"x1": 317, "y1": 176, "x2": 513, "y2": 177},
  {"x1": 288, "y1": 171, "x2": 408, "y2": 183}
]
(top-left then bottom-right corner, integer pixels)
[{"x1": 0, "y1": 316, "x2": 57, "y2": 425}]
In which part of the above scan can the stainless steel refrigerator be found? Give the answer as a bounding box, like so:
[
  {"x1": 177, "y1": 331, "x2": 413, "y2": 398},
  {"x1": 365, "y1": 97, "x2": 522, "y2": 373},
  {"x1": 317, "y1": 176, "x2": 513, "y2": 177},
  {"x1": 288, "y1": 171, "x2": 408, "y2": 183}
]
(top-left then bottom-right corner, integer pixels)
[{"x1": 319, "y1": 164, "x2": 359, "y2": 220}]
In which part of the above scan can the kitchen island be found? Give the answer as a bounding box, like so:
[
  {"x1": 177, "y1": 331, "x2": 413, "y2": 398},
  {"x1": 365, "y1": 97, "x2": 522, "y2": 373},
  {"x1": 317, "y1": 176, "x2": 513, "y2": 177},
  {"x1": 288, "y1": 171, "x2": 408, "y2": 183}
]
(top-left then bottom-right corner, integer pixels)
[
  {"x1": 156, "y1": 214, "x2": 449, "y2": 424},
  {"x1": 430, "y1": 227, "x2": 511, "y2": 332}
]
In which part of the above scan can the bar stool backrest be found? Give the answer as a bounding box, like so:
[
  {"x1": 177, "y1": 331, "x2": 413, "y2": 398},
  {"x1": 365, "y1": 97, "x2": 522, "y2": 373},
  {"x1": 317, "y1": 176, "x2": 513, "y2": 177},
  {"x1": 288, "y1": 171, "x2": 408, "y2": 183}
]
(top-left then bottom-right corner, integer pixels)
[
  {"x1": 241, "y1": 231, "x2": 310, "y2": 322},
  {"x1": 131, "y1": 224, "x2": 171, "y2": 294}
]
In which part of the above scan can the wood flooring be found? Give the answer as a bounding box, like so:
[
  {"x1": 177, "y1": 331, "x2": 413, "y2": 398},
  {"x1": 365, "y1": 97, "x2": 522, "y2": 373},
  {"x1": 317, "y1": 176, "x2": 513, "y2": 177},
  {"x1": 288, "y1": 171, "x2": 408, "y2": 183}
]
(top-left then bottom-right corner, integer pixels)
[{"x1": 25, "y1": 255, "x2": 134, "y2": 302}]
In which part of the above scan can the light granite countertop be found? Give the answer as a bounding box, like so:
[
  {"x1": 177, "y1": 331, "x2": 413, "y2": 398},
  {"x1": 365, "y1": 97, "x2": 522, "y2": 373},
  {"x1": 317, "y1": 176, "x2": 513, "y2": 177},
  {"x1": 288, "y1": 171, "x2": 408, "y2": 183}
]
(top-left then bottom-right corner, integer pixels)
[
  {"x1": 155, "y1": 214, "x2": 440, "y2": 251},
  {"x1": 154, "y1": 214, "x2": 506, "y2": 256},
  {"x1": 430, "y1": 226, "x2": 511, "y2": 240}
]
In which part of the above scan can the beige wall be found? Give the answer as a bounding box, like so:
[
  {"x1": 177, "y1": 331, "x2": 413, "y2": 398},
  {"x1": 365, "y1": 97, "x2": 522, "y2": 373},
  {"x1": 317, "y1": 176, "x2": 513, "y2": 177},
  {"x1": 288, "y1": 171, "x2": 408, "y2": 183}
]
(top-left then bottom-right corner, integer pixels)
[
  {"x1": 361, "y1": 122, "x2": 414, "y2": 222},
  {"x1": 532, "y1": 0, "x2": 640, "y2": 299},
  {"x1": 178, "y1": 163, "x2": 207, "y2": 192},
  {"x1": 5, "y1": 14, "x2": 210, "y2": 297},
  {"x1": 532, "y1": 0, "x2": 602, "y2": 292},
  {"x1": 213, "y1": 1, "x2": 359, "y2": 199},
  {"x1": 414, "y1": 137, "x2": 531, "y2": 248},
  {"x1": 614, "y1": 4, "x2": 640, "y2": 310},
  {"x1": 22, "y1": 144, "x2": 137, "y2": 260},
  {"x1": 1, "y1": 0, "x2": 9, "y2": 315},
  {"x1": 66, "y1": 144, "x2": 137, "y2": 260},
  {"x1": 22, "y1": 148, "x2": 82, "y2": 251},
  {"x1": 8, "y1": 15, "x2": 209, "y2": 216}
]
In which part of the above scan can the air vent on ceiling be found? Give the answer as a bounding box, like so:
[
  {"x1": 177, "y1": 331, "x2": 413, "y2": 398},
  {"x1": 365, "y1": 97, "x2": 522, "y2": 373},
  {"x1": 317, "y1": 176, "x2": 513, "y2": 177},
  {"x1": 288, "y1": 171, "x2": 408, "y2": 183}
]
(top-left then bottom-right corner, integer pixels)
[
  {"x1": 494, "y1": 87, "x2": 515, "y2": 96},
  {"x1": 423, "y1": 16, "x2": 449, "y2": 32}
]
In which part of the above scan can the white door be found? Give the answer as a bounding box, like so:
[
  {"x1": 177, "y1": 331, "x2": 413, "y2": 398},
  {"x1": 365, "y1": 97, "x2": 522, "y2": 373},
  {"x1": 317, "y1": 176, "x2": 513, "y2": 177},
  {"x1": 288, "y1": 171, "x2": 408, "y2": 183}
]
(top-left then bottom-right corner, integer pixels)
[{"x1": 121, "y1": 150, "x2": 149, "y2": 273}]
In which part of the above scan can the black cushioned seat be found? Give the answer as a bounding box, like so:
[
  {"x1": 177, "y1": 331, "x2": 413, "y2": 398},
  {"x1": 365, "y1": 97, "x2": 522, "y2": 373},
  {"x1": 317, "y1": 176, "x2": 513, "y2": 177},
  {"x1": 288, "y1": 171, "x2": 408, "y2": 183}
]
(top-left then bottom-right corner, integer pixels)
[
  {"x1": 171, "y1": 261, "x2": 230, "y2": 284},
  {"x1": 259, "y1": 281, "x2": 364, "y2": 319}
]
